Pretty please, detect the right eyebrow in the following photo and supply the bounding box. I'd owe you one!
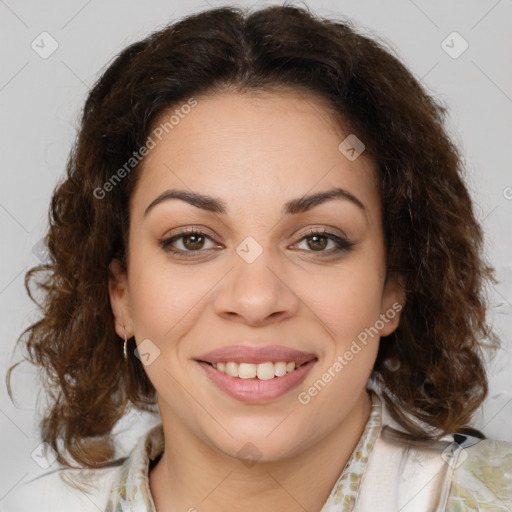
[144,190,227,217]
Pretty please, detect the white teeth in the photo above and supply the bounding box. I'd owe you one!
[225,361,239,377]
[238,363,257,379]
[256,361,275,380]
[274,361,287,377]
[211,361,301,379]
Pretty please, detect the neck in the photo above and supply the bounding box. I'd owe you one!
[149,391,372,512]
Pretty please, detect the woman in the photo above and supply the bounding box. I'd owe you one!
[6,4,512,511]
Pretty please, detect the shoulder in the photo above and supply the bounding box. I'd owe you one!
[1,464,121,512]
[363,389,512,511]
[447,437,512,511]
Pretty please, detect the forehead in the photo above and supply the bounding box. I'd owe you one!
[131,90,379,218]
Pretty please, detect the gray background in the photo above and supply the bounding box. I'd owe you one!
[1,0,511,502]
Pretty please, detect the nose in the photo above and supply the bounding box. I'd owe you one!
[212,245,300,326]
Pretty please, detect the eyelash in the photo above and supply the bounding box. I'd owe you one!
[159,227,355,258]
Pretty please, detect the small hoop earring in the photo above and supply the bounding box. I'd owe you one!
[123,327,128,363]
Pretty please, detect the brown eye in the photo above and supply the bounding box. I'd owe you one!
[182,233,205,250]
[306,234,329,251]
[160,229,221,256]
[294,230,355,255]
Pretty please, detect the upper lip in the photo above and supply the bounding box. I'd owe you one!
[197,345,317,365]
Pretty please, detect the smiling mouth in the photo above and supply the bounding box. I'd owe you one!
[199,360,315,380]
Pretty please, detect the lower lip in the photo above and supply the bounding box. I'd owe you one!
[198,360,316,403]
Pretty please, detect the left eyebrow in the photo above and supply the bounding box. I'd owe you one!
[282,187,366,215]
[143,186,365,218]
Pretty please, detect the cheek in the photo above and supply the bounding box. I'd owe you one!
[128,251,207,341]
[305,256,385,345]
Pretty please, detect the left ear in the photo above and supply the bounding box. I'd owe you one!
[108,258,134,339]
[379,273,406,336]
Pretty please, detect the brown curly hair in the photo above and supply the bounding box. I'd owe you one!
[7,4,497,469]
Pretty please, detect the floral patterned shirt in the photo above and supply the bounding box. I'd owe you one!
[5,391,511,511]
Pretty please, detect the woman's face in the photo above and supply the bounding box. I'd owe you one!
[109,90,404,462]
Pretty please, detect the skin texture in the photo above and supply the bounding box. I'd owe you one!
[109,90,404,512]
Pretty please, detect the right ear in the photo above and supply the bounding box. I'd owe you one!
[108,258,134,339]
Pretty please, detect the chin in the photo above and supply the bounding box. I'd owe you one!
[207,419,315,464]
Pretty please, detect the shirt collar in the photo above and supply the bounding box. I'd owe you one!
[106,421,164,511]
[320,391,382,511]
